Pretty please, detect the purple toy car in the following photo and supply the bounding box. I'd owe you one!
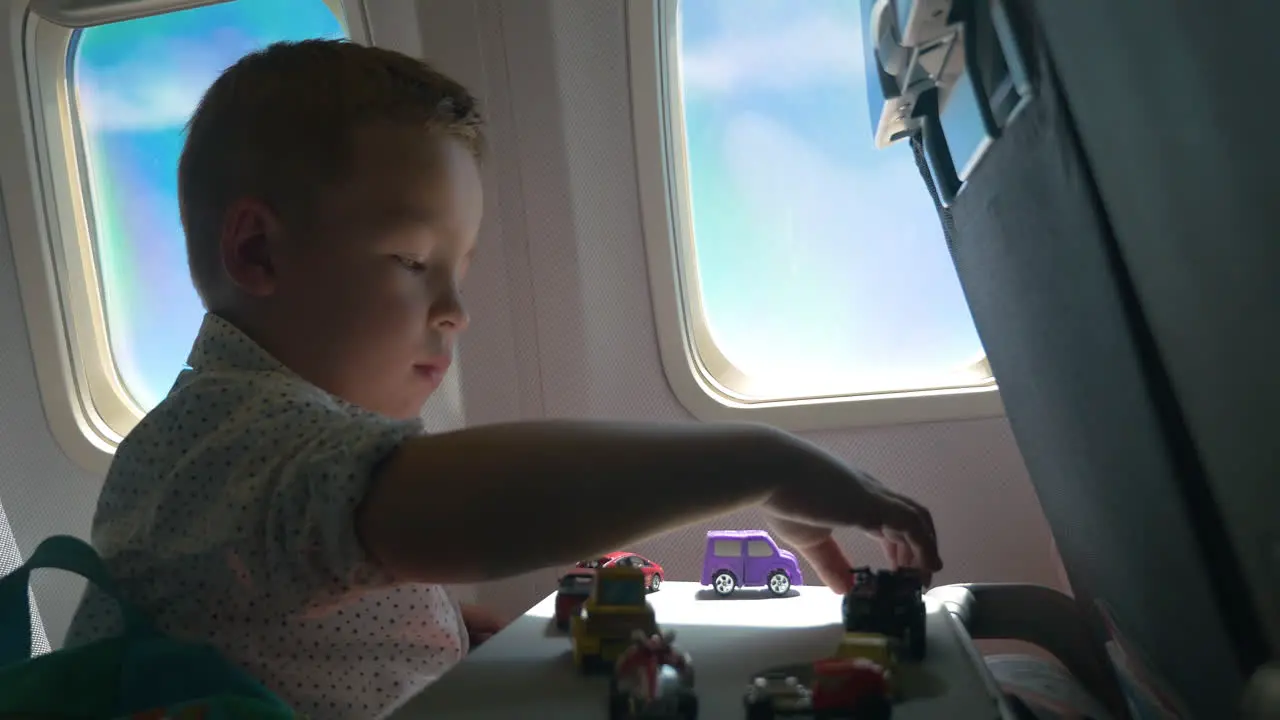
[701,530,803,597]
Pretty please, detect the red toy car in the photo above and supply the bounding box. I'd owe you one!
[555,571,595,631]
[577,552,665,592]
[743,657,892,719]
[557,553,663,630]
[810,657,892,717]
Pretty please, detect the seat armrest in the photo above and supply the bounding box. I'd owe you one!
[1242,662,1280,719]
[928,582,1126,717]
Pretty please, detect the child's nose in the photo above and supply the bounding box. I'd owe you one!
[435,311,469,333]
[429,293,468,332]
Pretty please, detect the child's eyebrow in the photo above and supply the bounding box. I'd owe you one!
[384,205,437,227]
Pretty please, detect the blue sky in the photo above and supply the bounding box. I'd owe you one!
[74,0,344,410]
[73,0,984,411]
[677,0,984,397]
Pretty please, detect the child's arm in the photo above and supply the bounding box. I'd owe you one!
[356,420,938,585]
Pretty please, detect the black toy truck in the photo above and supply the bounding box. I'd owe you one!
[841,566,927,661]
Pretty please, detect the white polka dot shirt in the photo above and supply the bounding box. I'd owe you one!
[65,313,469,719]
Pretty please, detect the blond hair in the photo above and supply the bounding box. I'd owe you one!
[178,39,484,309]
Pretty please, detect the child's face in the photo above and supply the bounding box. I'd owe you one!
[262,124,483,419]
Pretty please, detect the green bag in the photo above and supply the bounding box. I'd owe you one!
[0,535,302,719]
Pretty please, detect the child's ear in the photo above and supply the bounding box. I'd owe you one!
[219,197,280,297]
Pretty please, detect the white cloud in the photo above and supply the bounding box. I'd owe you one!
[723,114,909,239]
[75,34,251,132]
[77,71,207,132]
[680,9,864,94]
[708,111,976,384]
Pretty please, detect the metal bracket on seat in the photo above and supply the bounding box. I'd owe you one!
[862,0,1037,205]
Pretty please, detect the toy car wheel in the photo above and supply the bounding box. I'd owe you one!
[650,574,662,592]
[576,649,601,674]
[909,618,926,660]
[766,571,791,596]
[744,697,775,720]
[901,622,925,661]
[854,694,893,720]
[843,597,871,633]
[608,693,630,719]
[678,692,698,719]
[713,571,737,596]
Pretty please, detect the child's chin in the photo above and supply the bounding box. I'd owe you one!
[399,399,430,420]
[407,391,436,417]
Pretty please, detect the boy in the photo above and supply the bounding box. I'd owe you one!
[66,40,941,719]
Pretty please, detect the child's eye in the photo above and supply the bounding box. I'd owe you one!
[395,255,427,272]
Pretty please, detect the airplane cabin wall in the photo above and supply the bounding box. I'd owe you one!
[0,0,1063,646]
[0,196,99,649]
[409,0,1064,620]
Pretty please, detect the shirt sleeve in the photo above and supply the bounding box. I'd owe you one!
[258,393,423,612]
[161,373,424,617]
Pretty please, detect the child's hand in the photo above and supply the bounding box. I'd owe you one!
[765,464,942,594]
[459,603,508,648]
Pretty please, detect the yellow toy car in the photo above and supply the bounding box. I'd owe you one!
[570,565,658,672]
[834,632,899,695]
[835,632,894,666]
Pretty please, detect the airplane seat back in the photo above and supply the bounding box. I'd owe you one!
[872,0,1276,717]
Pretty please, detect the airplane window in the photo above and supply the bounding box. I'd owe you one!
[671,0,989,401]
[71,0,346,412]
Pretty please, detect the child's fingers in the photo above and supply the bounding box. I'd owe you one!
[898,495,941,569]
[797,535,855,594]
[880,497,943,573]
[880,532,935,585]
[878,533,906,570]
